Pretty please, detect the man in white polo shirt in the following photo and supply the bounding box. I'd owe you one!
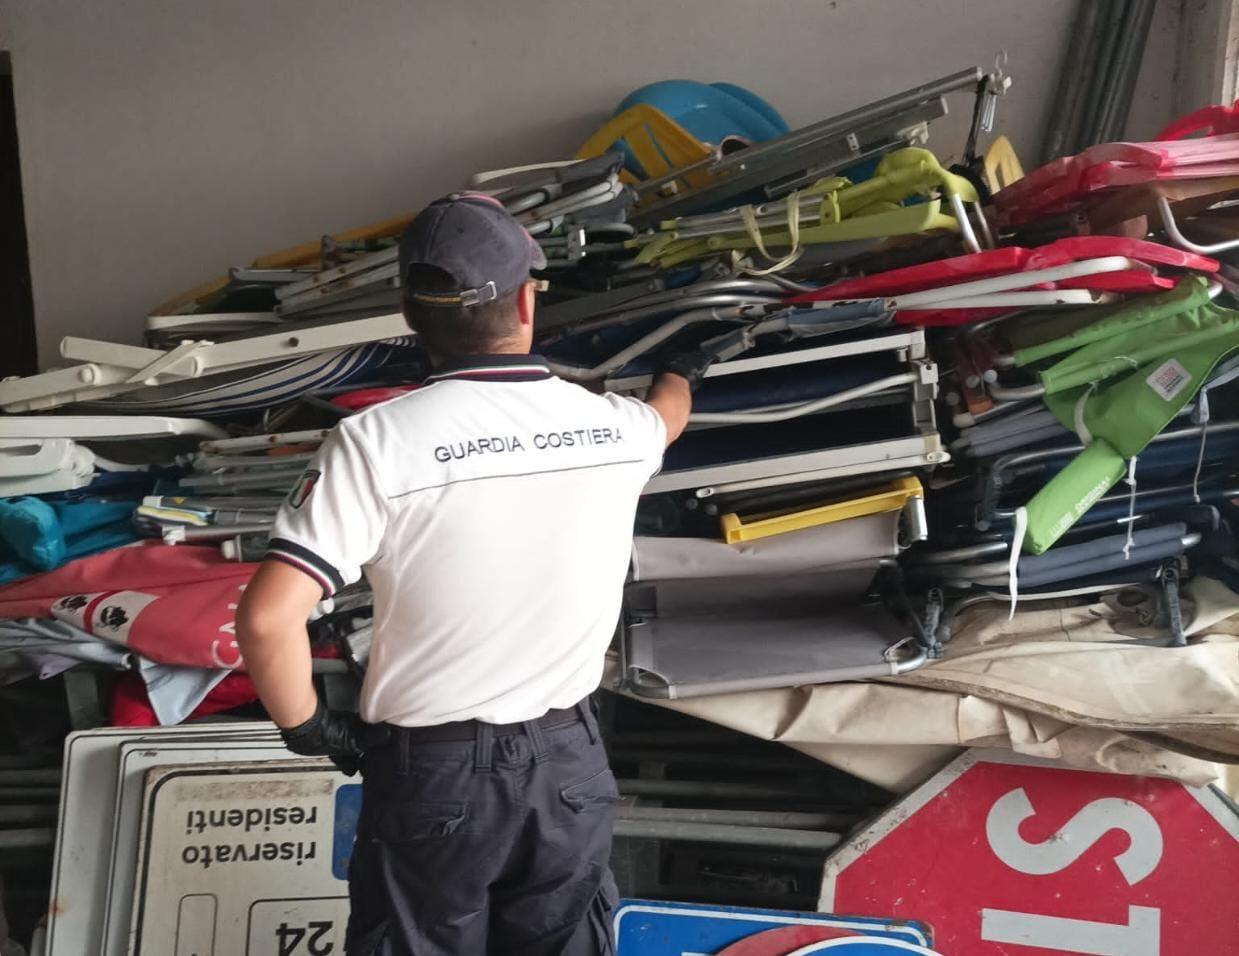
[236,193,713,955]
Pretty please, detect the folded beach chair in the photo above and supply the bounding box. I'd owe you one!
[576,105,720,202]
[971,421,1239,533]
[994,133,1239,225]
[636,329,943,497]
[0,439,99,498]
[929,522,1198,589]
[787,236,1219,325]
[620,65,1005,226]
[0,312,415,414]
[636,148,990,271]
[1005,277,1239,553]
[620,512,924,698]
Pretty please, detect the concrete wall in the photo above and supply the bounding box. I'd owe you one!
[0,0,1176,364]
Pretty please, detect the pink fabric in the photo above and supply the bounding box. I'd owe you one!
[994,134,1239,224]
[0,541,257,669]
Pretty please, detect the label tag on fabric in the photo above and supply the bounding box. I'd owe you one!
[1146,359,1191,402]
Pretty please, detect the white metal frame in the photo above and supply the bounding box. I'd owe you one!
[199,428,331,454]
[274,246,398,301]
[146,312,285,333]
[606,329,927,392]
[644,433,949,496]
[0,312,410,413]
[0,415,226,441]
[1157,194,1239,254]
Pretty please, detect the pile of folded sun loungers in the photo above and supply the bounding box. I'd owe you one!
[1,63,1237,728]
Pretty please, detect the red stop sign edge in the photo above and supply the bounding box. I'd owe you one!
[817,748,1239,912]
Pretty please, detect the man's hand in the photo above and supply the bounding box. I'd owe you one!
[644,348,718,446]
[281,698,366,775]
[654,349,716,392]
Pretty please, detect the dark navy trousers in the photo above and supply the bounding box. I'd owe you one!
[345,702,619,955]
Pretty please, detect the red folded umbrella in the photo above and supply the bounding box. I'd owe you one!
[0,541,258,670]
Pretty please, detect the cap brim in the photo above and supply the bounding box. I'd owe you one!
[528,237,547,272]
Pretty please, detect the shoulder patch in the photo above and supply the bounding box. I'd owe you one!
[288,469,321,509]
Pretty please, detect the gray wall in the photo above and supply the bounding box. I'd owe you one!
[0,0,1176,364]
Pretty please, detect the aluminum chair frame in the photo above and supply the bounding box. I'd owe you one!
[629,65,998,224]
[0,313,411,413]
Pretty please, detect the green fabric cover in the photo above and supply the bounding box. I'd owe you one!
[1017,277,1239,553]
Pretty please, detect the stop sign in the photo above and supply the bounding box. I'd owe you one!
[820,750,1239,955]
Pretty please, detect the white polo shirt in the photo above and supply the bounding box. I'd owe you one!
[267,354,665,726]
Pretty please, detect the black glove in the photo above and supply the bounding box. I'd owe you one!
[280,699,365,776]
[655,349,716,392]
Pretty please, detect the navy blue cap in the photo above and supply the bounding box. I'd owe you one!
[398,193,546,307]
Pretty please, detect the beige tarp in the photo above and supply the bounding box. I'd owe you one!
[617,578,1239,795]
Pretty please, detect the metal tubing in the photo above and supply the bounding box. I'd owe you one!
[965,533,1202,588]
[610,749,809,773]
[892,645,929,675]
[616,778,844,803]
[616,807,852,831]
[980,420,1239,522]
[165,524,271,543]
[632,98,953,224]
[0,805,57,824]
[916,540,1010,565]
[612,818,841,850]
[964,423,1072,459]
[177,469,303,490]
[1158,196,1239,254]
[1042,0,1107,162]
[710,68,984,175]
[275,247,398,301]
[0,828,55,849]
[987,382,1046,402]
[688,373,915,425]
[550,306,755,382]
[560,294,778,339]
[1076,0,1128,150]
[0,768,60,785]
[1099,0,1157,143]
[571,278,785,317]
[940,524,1188,581]
[934,579,1151,645]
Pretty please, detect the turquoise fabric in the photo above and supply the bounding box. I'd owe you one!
[0,497,138,583]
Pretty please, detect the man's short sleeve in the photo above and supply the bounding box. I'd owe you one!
[266,422,387,596]
[604,393,667,478]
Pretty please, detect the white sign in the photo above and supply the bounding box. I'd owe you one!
[129,763,358,955]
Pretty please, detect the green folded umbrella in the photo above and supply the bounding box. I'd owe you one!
[1011,276,1239,554]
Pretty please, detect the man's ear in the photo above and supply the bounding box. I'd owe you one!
[516,281,535,327]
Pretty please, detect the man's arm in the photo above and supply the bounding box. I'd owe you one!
[644,372,692,447]
[235,560,324,728]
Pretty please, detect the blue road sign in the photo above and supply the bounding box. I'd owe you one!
[332,783,363,880]
[613,899,933,954]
